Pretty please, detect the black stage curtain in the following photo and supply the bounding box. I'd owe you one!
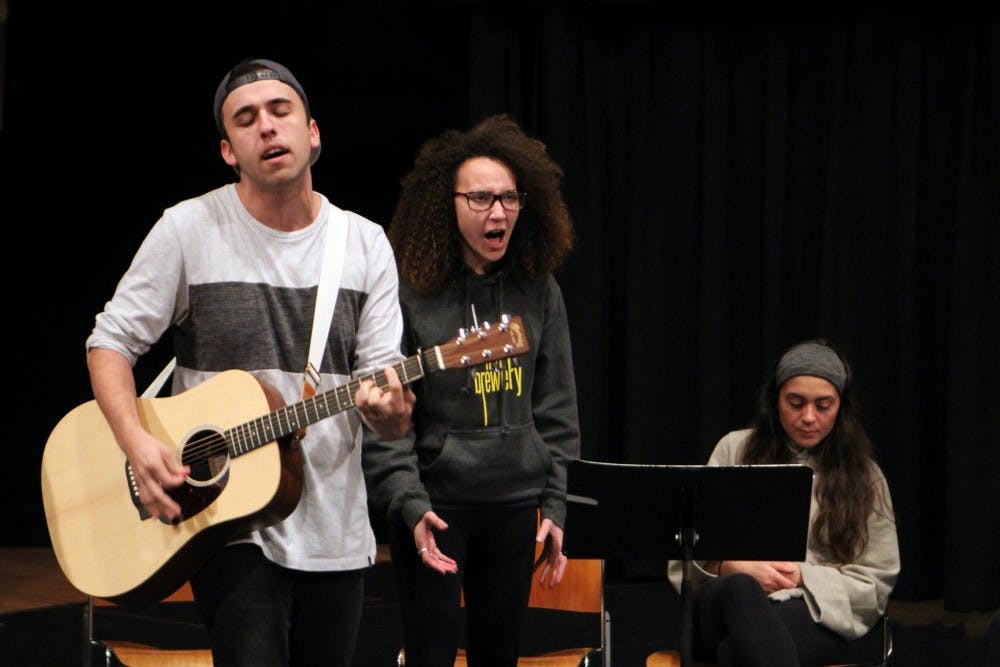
[3,2,996,614]
[463,5,999,611]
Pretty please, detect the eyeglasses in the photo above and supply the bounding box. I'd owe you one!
[454,190,527,212]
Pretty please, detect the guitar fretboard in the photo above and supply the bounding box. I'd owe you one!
[226,351,430,456]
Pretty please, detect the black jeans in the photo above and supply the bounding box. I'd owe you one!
[692,572,848,667]
[389,504,538,667]
[190,543,366,667]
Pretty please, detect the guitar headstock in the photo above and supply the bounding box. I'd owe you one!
[431,314,530,371]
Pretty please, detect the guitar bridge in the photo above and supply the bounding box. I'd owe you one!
[125,461,152,520]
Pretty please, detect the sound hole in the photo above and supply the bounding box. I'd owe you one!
[182,429,230,483]
[160,428,229,524]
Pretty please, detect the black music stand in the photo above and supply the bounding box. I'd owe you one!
[563,459,813,667]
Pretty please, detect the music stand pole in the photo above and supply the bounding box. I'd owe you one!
[676,526,697,667]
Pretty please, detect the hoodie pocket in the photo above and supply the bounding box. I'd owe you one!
[420,423,550,504]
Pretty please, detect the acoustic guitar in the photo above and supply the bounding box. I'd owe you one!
[41,315,529,605]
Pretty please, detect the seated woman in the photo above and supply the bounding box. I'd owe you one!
[668,339,900,667]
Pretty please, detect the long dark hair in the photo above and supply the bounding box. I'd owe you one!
[740,339,884,564]
[389,114,574,294]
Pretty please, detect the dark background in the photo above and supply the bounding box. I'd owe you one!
[2,0,997,617]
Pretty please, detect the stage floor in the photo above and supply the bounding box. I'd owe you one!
[0,547,993,666]
[0,547,86,614]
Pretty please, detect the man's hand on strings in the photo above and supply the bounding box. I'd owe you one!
[125,431,190,523]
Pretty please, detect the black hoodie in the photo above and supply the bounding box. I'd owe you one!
[363,265,581,531]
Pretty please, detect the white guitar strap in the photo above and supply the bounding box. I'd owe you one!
[140,205,350,408]
[141,356,176,399]
[303,204,349,400]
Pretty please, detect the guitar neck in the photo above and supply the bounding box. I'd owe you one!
[221,314,528,457]
[225,350,431,456]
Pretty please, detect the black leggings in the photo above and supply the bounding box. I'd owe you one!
[691,573,848,667]
[389,505,538,667]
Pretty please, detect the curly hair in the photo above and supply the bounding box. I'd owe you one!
[740,339,887,564]
[389,114,575,294]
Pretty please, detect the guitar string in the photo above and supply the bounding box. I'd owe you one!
[173,354,428,465]
[179,361,407,462]
[169,328,514,466]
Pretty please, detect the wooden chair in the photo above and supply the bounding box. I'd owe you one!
[645,612,892,667]
[86,582,213,666]
[398,543,609,667]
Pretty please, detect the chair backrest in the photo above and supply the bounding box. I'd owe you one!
[457,523,604,615]
[526,547,604,614]
[511,540,608,666]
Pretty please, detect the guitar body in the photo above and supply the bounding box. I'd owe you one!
[41,370,302,604]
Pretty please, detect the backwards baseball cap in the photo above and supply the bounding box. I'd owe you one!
[213,58,320,167]
[214,58,312,134]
